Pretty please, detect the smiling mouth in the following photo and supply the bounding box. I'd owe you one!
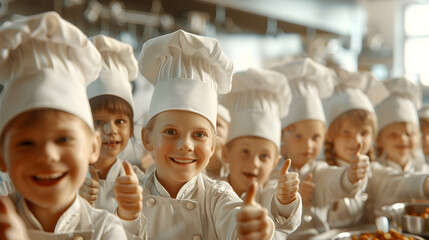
[32,172,67,186]
[170,157,196,164]
[242,172,257,178]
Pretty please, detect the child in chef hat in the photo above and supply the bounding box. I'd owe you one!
[79,35,144,221]
[205,103,231,179]
[323,69,429,228]
[273,58,369,239]
[0,12,126,239]
[121,30,275,240]
[418,105,429,162]
[375,77,429,172]
[221,67,302,238]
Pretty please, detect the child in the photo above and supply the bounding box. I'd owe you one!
[120,30,275,239]
[375,77,429,172]
[221,68,302,238]
[0,12,126,239]
[323,69,429,228]
[205,104,231,179]
[418,105,429,161]
[272,58,369,239]
[79,34,144,214]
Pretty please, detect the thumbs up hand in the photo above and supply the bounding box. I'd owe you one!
[0,196,29,240]
[237,182,274,240]
[299,173,315,207]
[115,161,143,220]
[276,159,300,205]
[347,144,370,184]
[79,165,100,205]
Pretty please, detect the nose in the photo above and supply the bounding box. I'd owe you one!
[37,142,60,163]
[353,134,363,145]
[400,133,409,143]
[304,138,314,149]
[103,121,117,135]
[177,135,194,152]
[250,155,261,168]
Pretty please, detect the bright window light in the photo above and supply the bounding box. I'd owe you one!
[405,4,429,36]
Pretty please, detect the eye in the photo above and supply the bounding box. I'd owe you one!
[241,148,250,155]
[17,140,34,147]
[295,134,302,139]
[94,120,104,126]
[193,131,207,138]
[115,119,126,125]
[361,130,369,137]
[312,134,321,141]
[163,129,177,135]
[260,153,270,162]
[57,136,71,143]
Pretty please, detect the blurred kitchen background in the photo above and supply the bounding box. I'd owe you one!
[1,0,428,103]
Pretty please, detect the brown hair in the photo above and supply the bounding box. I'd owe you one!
[89,95,134,136]
[325,109,377,166]
[420,118,429,129]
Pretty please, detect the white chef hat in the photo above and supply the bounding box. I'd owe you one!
[217,103,231,123]
[323,69,389,127]
[418,105,429,119]
[87,34,138,109]
[0,12,101,134]
[272,58,335,128]
[221,68,290,151]
[375,77,421,131]
[138,30,233,129]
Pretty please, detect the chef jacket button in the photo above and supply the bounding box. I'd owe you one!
[73,236,84,240]
[186,202,195,210]
[146,198,156,208]
[192,234,201,240]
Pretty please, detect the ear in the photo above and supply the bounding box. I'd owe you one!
[221,145,230,163]
[88,131,101,165]
[142,127,153,152]
[0,148,7,173]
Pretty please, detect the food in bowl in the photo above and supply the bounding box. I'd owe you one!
[352,229,416,240]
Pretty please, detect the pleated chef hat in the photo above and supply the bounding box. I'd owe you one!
[138,30,233,129]
[221,68,290,151]
[418,105,429,119]
[87,35,138,108]
[375,77,421,131]
[323,69,389,127]
[0,12,101,134]
[272,58,335,128]
[217,103,231,123]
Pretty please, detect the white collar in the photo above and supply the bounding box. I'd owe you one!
[379,155,413,172]
[335,158,350,167]
[17,194,88,233]
[105,158,125,181]
[153,171,198,199]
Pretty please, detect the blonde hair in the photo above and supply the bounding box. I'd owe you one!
[325,109,377,166]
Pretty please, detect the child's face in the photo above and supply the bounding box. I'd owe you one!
[331,118,373,162]
[143,110,215,186]
[93,109,131,160]
[282,120,325,169]
[0,110,99,211]
[225,136,279,196]
[216,116,229,145]
[421,124,429,157]
[377,122,417,162]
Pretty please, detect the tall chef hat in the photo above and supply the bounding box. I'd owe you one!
[138,30,233,129]
[87,34,138,109]
[0,11,101,134]
[272,58,335,128]
[323,69,389,127]
[221,68,290,151]
[375,77,421,131]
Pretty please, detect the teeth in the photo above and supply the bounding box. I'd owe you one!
[172,158,194,164]
[34,173,64,180]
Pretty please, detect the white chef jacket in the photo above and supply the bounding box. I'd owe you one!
[16,194,127,240]
[327,159,429,228]
[376,154,429,173]
[288,160,366,240]
[120,169,274,240]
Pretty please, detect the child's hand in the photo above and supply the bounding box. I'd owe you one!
[299,173,315,207]
[347,144,370,184]
[78,166,100,205]
[115,161,143,220]
[237,182,274,240]
[276,159,300,205]
[0,196,29,240]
